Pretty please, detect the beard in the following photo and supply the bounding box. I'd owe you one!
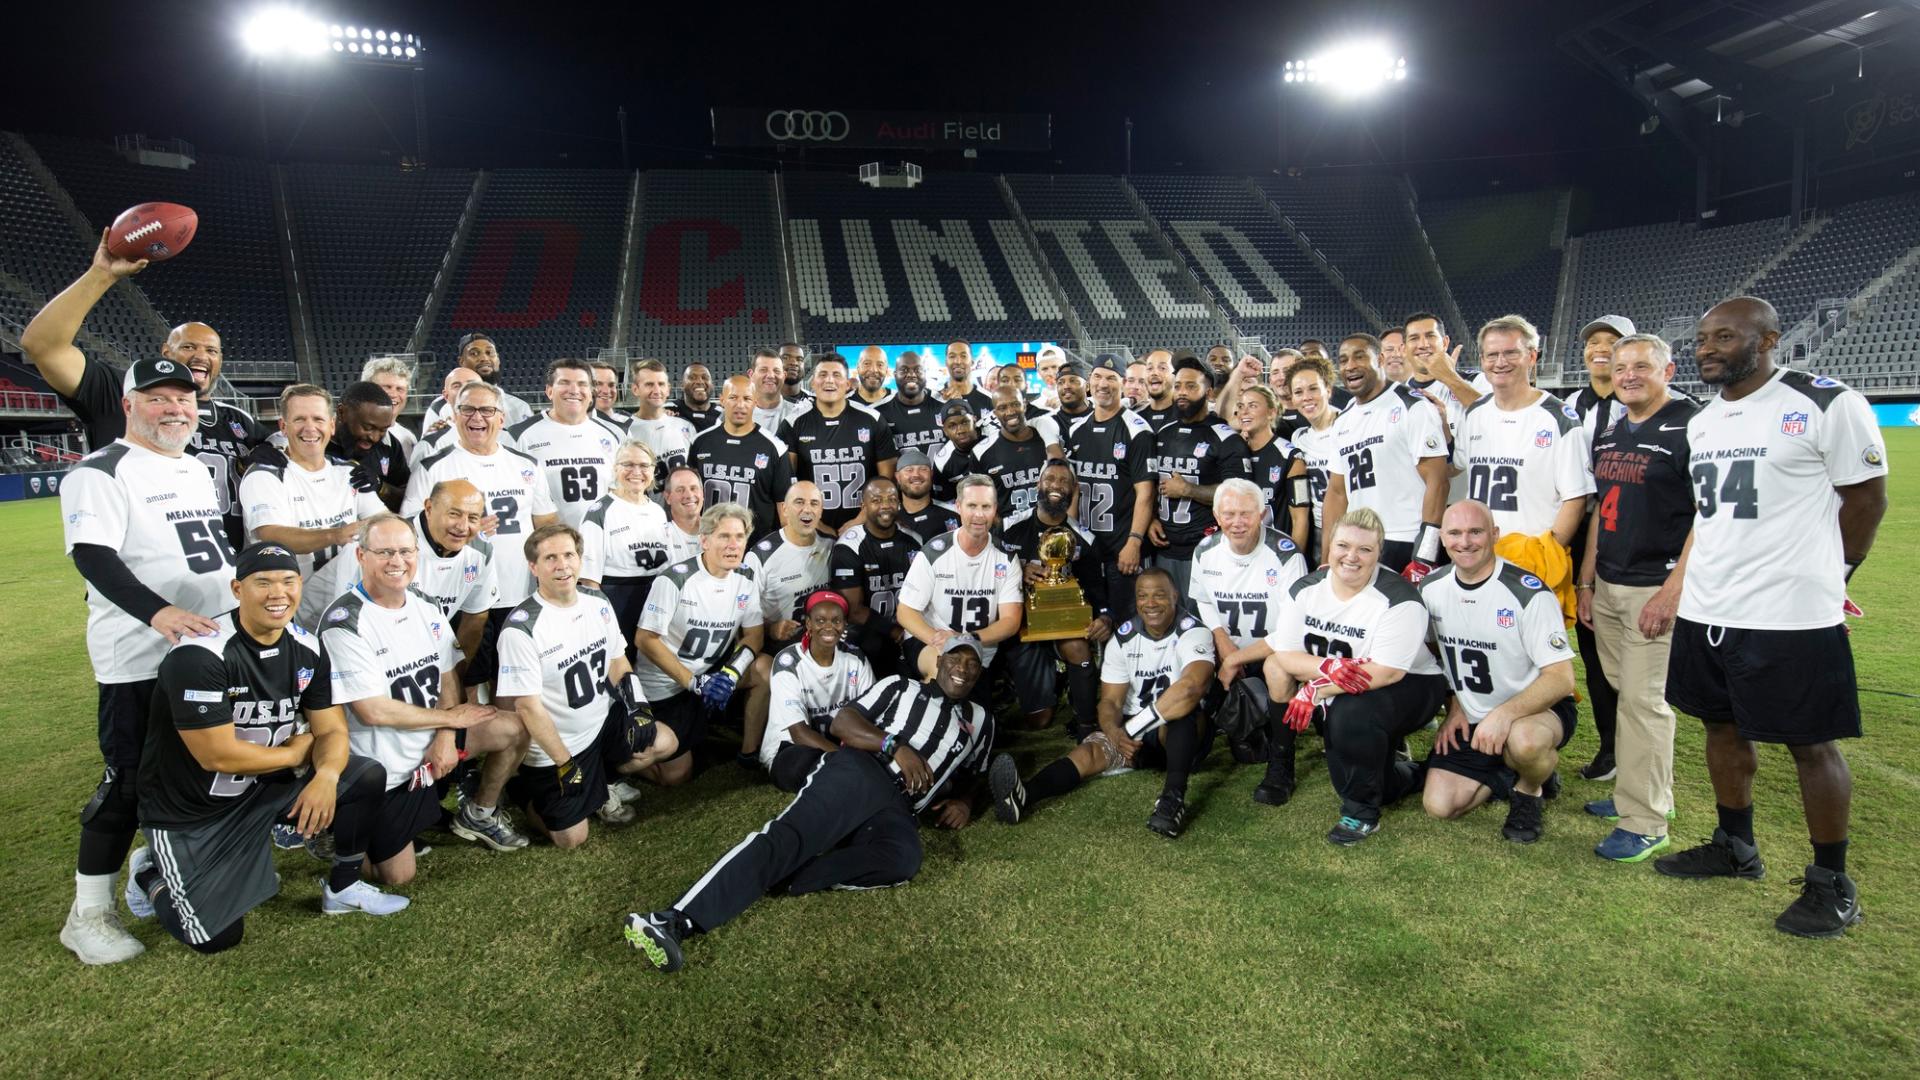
[1700,344,1761,386]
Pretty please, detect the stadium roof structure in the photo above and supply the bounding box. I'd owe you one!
[1559,0,1920,215]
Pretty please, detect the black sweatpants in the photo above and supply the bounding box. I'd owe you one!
[1321,673,1449,822]
[1575,618,1618,756]
[674,750,922,933]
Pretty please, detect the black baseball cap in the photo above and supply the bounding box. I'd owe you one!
[123,357,198,394]
[236,542,301,579]
[941,399,976,422]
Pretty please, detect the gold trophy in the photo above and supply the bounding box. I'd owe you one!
[1020,527,1094,642]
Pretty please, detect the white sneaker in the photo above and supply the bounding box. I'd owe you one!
[608,780,643,805]
[596,793,638,825]
[60,903,145,964]
[320,879,411,916]
[124,848,155,919]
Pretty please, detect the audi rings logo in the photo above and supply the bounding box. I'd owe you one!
[766,110,849,142]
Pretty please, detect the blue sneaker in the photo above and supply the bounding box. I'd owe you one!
[1596,828,1671,863]
[271,823,305,850]
[1584,798,1675,823]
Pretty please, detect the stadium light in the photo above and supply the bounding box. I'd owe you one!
[1284,41,1406,97]
[241,8,424,65]
[241,7,330,58]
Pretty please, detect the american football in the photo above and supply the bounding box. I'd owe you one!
[105,201,197,262]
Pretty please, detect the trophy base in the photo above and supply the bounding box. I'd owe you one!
[1021,588,1094,643]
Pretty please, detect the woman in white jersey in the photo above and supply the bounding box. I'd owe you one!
[1286,356,1342,564]
[580,439,668,662]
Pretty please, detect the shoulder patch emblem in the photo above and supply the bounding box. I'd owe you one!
[509,609,530,623]
[1560,402,1580,422]
[1864,445,1884,467]
[1520,573,1544,590]
[1549,631,1569,651]
[327,607,350,623]
[1812,375,1840,388]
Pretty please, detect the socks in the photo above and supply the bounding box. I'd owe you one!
[1812,839,1848,875]
[468,802,497,820]
[1066,662,1098,732]
[1024,758,1082,803]
[1717,803,1755,846]
[328,856,367,894]
[74,871,115,912]
[1161,717,1197,800]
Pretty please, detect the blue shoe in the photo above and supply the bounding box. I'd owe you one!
[271,823,305,850]
[1596,828,1672,863]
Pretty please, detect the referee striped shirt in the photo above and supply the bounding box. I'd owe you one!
[848,676,996,812]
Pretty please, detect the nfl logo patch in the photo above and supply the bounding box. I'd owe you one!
[1113,443,1126,460]
[737,592,751,611]
[521,468,535,483]
[463,563,479,583]
[296,667,314,691]
[1269,465,1282,483]
[1535,429,1554,448]
[1266,568,1279,585]
[754,453,770,468]
[1496,608,1516,629]
[230,421,247,438]
[1781,411,1808,437]
[1195,443,1209,457]
[1388,406,1402,424]
[428,621,442,641]
[857,428,870,443]
[379,457,390,476]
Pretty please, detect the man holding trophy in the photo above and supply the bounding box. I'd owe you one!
[997,459,1110,736]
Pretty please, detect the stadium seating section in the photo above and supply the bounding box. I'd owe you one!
[2,132,1915,400]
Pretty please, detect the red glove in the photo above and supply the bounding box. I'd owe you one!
[1401,559,1436,584]
[1283,678,1331,732]
[1843,595,1864,619]
[407,762,436,791]
[1318,656,1373,694]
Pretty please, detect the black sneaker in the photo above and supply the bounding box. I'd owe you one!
[1326,815,1379,847]
[988,754,1028,824]
[1542,771,1563,800]
[623,910,686,972]
[1502,792,1545,844]
[1252,747,1295,806]
[1147,793,1189,839]
[1654,828,1767,880]
[1774,866,1862,939]
[1578,751,1617,782]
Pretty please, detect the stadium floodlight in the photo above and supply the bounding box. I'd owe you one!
[1283,41,1406,97]
[241,7,330,58]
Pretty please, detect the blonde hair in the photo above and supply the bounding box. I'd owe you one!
[1334,506,1386,549]
[1477,314,1541,353]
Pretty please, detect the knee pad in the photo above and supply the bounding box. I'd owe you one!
[78,767,139,833]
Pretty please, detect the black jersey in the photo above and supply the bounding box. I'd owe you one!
[1140,401,1184,432]
[874,393,947,458]
[927,438,979,503]
[689,423,793,542]
[830,522,925,623]
[669,398,721,433]
[1217,432,1299,521]
[971,428,1052,517]
[901,499,961,541]
[331,430,410,505]
[56,357,130,451]
[1064,407,1157,557]
[1591,397,1699,587]
[1274,411,1306,442]
[1147,416,1236,557]
[940,387,996,424]
[779,401,897,529]
[997,509,1109,616]
[139,612,332,828]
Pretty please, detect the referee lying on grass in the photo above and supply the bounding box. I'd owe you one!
[623,635,995,972]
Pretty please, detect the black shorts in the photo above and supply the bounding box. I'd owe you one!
[368,780,448,864]
[1101,561,1139,626]
[463,607,512,686]
[1131,712,1218,771]
[1426,697,1578,793]
[852,618,903,680]
[600,575,653,664]
[142,776,299,946]
[97,679,156,774]
[999,640,1064,715]
[517,745,609,833]
[652,690,706,762]
[1666,618,1861,745]
[1378,540,1414,575]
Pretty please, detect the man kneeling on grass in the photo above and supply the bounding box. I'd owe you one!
[986,569,1216,838]
[1419,500,1578,842]
[623,636,995,973]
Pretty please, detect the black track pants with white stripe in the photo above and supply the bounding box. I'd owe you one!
[675,750,922,933]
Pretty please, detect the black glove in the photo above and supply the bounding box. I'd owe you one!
[346,452,383,494]
[246,441,289,471]
[555,758,585,793]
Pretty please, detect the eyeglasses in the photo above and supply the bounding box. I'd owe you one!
[365,546,418,560]
[455,405,502,418]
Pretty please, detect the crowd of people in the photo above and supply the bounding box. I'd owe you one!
[21,231,1888,973]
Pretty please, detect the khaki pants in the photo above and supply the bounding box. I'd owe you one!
[1592,579,1675,836]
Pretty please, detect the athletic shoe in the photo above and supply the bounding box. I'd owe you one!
[1253,746,1296,806]
[1654,828,1766,880]
[988,754,1027,824]
[1326,816,1379,847]
[271,823,305,850]
[124,847,155,919]
[596,792,638,825]
[303,829,336,862]
[321,878,411,916]
[735,751,758,771]
[1584,798,1675,823]
[1595,828,1670,863]
[624,910,686,972]
[1578,751,1617,782]
[1502,792,1545,843]
[412,841,432,858]
[1542,771,1562,800]
[608,780,644,805]
[450,803,531,852]
[60,903,145,965]
[1147,793,1189,839]
[1774,866,1862,939]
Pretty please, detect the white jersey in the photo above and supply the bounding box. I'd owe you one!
[1420,559,1574,723]
[1326,384,1449,542]
[409,423,456,468]
[1100,613,1216,713]
[298,514,497,630]
[1290,416,1340,530]
[320,586,459,791]
[742,529,834,626]
[761,641,875,769]
[628,413,697,470]
[238,456,384,578]
[663,520,704,567]
[899,530,1024,664]
[1680,368,1888,630]
[62,441,237,683]
[423,388,534,431]
[402,442,555,607]
[752,398,808,433]
[634,557,763,700]
[505,411,624,528]
[1453,390,1593,537]
[1189,528,1310,650]
[1267,566,1442,676]
[495,588,626,767]
[580,494,671,582]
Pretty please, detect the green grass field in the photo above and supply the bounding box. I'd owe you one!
[2,431,1915,1079]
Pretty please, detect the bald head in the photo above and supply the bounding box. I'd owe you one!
[781,480,823,534]
[424,478,486,551]
[1440,499,1497,577]
[1696,295,1780,387]
[161,321,222,397]
[1706,296,1781,335]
